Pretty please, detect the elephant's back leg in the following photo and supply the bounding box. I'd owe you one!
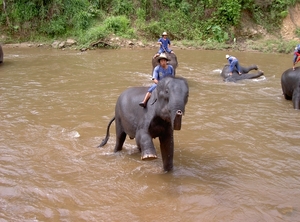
[240,65,258,73]
[114,118,127,152]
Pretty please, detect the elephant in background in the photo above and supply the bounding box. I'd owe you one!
[0,45,3,63]
[281,67,300,109]
[98,76,189,172]
[221,64,264,82]
[152,52,178,75]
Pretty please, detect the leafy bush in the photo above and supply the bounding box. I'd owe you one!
[1,0,300,47]
[139,21,161,39]
[77,25,108,45]
[102,15,135,38]
[214,0,241,26]
[40,17,66,37]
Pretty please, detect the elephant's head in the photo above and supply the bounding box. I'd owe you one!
[154,76,189,130]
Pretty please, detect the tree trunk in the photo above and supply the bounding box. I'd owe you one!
[3,0,11,26]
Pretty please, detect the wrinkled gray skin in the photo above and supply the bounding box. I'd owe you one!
[221,64,264,82]
[152,52,178,75]
[99,76,189,171]
[0,45,3,63]
[281,67,300,109]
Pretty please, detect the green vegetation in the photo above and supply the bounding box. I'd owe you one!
[0,0,300,52]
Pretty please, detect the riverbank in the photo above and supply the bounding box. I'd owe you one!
[1,2,300,55]
[1,36,298,55]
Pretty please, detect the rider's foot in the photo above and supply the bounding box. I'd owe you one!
[139,102,146,108]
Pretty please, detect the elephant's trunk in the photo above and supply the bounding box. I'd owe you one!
[173,110,182,130]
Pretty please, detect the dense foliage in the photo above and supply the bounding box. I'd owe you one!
[0,0,300,45]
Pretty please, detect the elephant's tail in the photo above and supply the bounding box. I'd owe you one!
[98,117,115,147]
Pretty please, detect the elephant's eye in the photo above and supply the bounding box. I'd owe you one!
[165,88,169,94]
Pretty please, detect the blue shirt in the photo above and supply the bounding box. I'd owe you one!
[158,37,171,52]
[227,56,241,72]
[228,56,237,64]
[152,65,174,80]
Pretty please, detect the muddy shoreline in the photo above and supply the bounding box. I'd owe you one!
[0,37,297,54]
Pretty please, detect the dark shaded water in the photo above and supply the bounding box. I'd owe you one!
[0,47,299,221]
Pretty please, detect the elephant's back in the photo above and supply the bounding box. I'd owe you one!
[281,68,300,97]
[220,65,230,77]
[281,68,300,85]
[115,87,150,138]
[117,87,148,110]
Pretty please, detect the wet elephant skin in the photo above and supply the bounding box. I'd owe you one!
[221,64,264,82]
[99,76,189,172]
[281,67,300,109]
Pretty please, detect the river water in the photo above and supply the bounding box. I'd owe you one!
[0,46,299,221]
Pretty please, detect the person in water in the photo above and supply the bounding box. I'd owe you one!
[293,44,300,70]
[139,53,174,108]
[226,54,242,75]
[153,32,174,59]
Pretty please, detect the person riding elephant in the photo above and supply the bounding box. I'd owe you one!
[292,44,300,70]
[226,54,242,75]
[98,76,189,171]
[153,32,174,59]
[140,53,174,108]
[220,63,264,82]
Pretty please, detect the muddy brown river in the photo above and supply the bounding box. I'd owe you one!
[0,46,299,221]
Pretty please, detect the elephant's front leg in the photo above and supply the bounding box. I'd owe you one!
[159,128,174,172]
[136,130,157,160]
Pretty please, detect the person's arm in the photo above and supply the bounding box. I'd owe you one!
[170,65,174,76]
[152,66,159,81]
[157,38,162,45]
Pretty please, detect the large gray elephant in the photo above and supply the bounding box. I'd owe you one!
[0,45,3,63]
[152,52,178,75]
[281,67,300,109]
[98,76,189,171]
[221,64,264,82]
